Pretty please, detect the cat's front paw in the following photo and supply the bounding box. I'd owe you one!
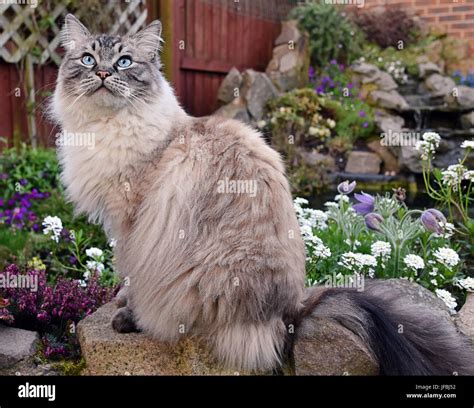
[111,306,139,333]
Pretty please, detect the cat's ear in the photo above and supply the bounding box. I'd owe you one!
[130,20,164,61]
[60,14,91,51]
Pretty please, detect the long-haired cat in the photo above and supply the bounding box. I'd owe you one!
[52,15,474,374]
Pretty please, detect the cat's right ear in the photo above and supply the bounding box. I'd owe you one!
[60,14,91,52]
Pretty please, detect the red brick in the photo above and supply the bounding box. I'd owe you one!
[451,22,474,28]
[439,14,463,20]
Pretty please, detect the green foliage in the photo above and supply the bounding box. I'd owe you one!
[0,144,61,198]
[289,3,365,68]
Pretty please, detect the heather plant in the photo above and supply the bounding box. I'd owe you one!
[296,181,471,312]
[0,263,116,358]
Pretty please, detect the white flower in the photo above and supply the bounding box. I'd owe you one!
[435,289,457,311]
[403,254,425,271]
[457,277,474,292]
[42,216,63,243]
[313,243,332,259]
[441,164,466,190]
[86,247,103,259]
[308,126,319,136]
[433,247,460,269]
[324,201,338,208]
[435,222,455,239]
[257,120,266,129]
[109,238,117,248]
[338,252,377,277]
[416,132,441,160]
[461,140,474,149]
[327,119,336,129]
[430,279,438,286]
[334,194,350,203]
[463,170,474,182]
[306,208,328,230]
[371,241,391,259]
[86,260,104,274]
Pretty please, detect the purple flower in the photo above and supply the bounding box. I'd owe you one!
[0,173,8,180]
[421,209,447,234]
[337,180,357,195]
[365,213,384,231]
[358,111,366,118]
[308,66,316,81]
[0,199,3,207]
[19,179,28,186]
[363,122,369,128]
[347,83,354,89]
[330,59,337,65]
[339,64,345,71]
[316,85,325,94]
[353,192,375,215]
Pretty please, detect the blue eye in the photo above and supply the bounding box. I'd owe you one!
[82,54,95,66]
[117,56,132,68]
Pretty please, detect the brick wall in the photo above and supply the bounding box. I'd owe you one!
[360,0,474,70]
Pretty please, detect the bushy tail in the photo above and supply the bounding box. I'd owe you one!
[295,283,474,375]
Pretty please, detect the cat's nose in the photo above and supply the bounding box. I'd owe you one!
[96,70,111,80]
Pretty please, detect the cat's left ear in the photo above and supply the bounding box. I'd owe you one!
[130,20,163,61]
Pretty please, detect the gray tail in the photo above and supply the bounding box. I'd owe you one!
[295,284,474,375]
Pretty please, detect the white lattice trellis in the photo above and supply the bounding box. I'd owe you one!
[0,0,148,66]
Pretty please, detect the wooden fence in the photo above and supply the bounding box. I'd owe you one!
[0,0,295,147]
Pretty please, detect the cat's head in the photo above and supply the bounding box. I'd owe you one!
[56,14,163,110]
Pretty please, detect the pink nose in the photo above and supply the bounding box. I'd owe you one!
[96,70,111,80]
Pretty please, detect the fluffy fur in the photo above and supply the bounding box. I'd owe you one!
[52,15,474,374]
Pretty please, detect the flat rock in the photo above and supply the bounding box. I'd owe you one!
[241,69,278,121]
[457,293,474,341]
[294,287,379,376]
[213,97,250,124]
[0,325,39,368]
[345,151,381,174]
[425,74,456,98]
[275,20,301,45]
[445,85,474,109]
[367,139,400,173]
[461,111,474,129]
[77,302,238,375]
[418,62,442,78]
[217,67,242,104]
[370,90,409,111]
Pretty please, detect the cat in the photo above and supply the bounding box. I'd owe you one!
[52,14,474,374]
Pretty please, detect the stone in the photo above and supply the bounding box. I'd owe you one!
[457,293,474,341]
[445,86,474,110]
[275,20,301,46]
[241,69,278,121]
[367,139,400,173]
[299,150,337,171]
[345,151,381,174]
[461,111,474,129]
[352,62,379,77]
[399,145,423,173]
[365,279,452,322]
[375,112,405,135]
[424,74,456,99]
[293,279,457,376]
[213,97,250,124]
[418,62,442,79]
[363,71,397,92]
[266,26,309,92]
[370,90,409,111]
[77,302,239,375]
[217,67,243,104]
[0,325,39,368]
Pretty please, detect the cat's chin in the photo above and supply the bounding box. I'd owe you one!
[88,89,128,110]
